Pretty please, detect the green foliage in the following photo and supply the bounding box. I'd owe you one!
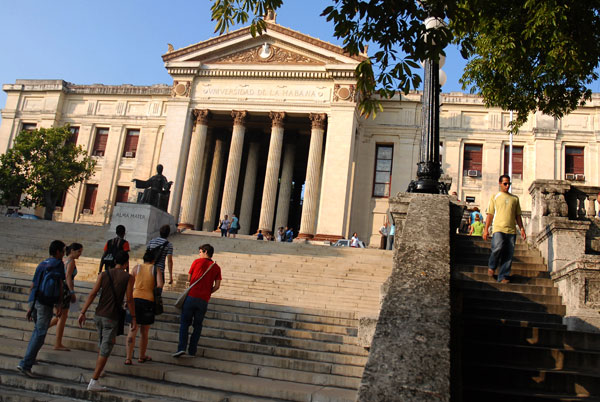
[0,125,96,219]
[210,0,600,130]
[451,0,600,132]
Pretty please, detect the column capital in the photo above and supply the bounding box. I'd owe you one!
[193,109,210,125]
[309,113,327,130]
[232,110,248,126]
[269,111,286,128]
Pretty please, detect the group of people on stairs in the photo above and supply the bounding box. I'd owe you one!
[16,223,222,393]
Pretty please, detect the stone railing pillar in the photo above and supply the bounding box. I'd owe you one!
[219,110,247,219]
[258,112,286,235]
[179,109,209,229]
[298,113,326,239]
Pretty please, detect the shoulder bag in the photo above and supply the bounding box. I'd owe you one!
[152,265,164,315]
[174,262,215,310]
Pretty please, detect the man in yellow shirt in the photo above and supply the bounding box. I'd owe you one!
[483,175,527,283]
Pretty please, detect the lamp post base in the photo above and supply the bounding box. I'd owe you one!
[407,178,449,194]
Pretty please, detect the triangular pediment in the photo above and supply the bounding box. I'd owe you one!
[205,44,327,66]
[162,22,365,68]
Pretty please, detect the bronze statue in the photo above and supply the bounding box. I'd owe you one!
[132,164,173,212]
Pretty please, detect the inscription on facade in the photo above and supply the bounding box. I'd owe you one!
[197,84,329,102]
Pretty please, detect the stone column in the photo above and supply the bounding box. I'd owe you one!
[239,142,260,235]
[298,113,326,239]
[179,110,209,229]
[219,110,247,219]
[202,139,225,231]
[275,143,296,230]
[258,112,286,235]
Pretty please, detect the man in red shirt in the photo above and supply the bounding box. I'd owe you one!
[173,244,221,357]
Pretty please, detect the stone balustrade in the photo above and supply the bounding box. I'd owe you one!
[529,179,600,332]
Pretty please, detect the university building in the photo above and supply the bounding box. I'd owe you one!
[1,16,599,246]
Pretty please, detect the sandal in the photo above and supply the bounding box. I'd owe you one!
[138,356,152,363]
[124,359,133,365]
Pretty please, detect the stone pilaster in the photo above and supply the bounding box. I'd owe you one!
[239,142,260,235]
[179,109,210,229]
[298,113,326,239]
[258,112,286,235]
[202,138,225,231]
[275,143,295,231]
[219,110,247,219]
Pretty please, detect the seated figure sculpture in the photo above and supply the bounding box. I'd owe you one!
[132,164,173,212]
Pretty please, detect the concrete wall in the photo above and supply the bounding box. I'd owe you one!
[358,193,452,401]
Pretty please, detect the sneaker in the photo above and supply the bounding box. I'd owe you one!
[172,350,185,358]
[16,365,36,378]
[87,379,107,392]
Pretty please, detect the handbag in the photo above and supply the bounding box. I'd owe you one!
[106,269,126,336]
[153,266,164,315]
[175,262,215,310]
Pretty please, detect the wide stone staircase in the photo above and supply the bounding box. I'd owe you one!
[453,235,600,401]
[0,216,392,401]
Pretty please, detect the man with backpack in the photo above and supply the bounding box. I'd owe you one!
[17,240,66,377]
[99,225,130,274]
[147,224,173,288]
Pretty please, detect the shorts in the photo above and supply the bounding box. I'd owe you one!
[94,315,118,357]
[228,228,238,234]
[135,298,155,325]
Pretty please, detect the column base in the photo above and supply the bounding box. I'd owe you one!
[178,223,195,230]
[296,233,314,240]
[312,234,344,242]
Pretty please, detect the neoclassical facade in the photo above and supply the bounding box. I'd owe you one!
[2,18,600,246]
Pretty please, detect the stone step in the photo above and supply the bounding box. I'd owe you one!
[463,387,600,402]
[462,296,566,315]
[457,254,545,265]
[453,278,560,296]
[462,315,566,331]
[0,273,362,324]
[0,338,357,401]
[463,341,600,373]
[465,363,600,396]
[455,264,551,277]
[458,287,563,306]
[463,321,600,352]
[0,369,186,402]
[455,271,555,287]
[462,305,564,325]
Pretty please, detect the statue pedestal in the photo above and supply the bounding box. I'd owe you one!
[109,203,176,247]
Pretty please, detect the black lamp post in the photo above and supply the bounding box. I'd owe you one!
[407,16,447,194]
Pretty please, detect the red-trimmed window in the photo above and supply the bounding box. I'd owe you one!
[565,147,584,179]
[93,128,109,157]
[82,184,98,214]
[122,129,139,158]
[373,145,393,197]
[504,145,523,178]
[67,126,79,146]
[115,186,129,205]
[463,144,482,177]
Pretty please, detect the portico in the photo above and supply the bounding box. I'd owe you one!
[159,19,362,239]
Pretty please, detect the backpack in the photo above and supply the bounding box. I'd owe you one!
[36,259,63,306]
[100,237,124,272]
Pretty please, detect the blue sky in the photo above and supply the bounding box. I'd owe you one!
[2,0,599,121]
[0,0,472,117]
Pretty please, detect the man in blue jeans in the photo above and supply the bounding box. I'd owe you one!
[18,240,66,377]
[173,244,221,357]
[483,175,527,283]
